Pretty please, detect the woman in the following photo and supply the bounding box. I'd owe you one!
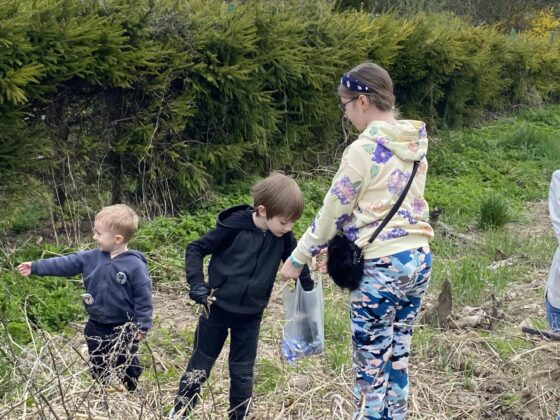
[281,62,433,420]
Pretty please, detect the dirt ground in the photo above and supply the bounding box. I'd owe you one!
[1,201,559,419]
[149,200,560,419]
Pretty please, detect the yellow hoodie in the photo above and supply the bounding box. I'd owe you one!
[292,119,434,264]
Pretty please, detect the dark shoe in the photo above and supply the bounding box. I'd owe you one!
[123,375,138,392]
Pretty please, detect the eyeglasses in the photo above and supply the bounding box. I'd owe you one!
[339,97,358,113]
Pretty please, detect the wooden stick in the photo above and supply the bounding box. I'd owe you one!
[521,326,560,341]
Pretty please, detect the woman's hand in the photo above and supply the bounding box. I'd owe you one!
[312,248,329,274]
[280,258,303,280]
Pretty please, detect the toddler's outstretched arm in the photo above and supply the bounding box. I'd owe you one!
[18,262,32,277]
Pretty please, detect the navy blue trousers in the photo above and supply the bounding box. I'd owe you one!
[84,320,142,391]
[174,305,263,419]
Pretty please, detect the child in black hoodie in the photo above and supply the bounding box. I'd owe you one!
[170,173,314,419]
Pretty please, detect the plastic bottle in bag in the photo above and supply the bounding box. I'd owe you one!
[281,276,324,363]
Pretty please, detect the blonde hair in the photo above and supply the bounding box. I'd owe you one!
[338,62,395,112]
[95,204,139,242]
[251,172,304,221]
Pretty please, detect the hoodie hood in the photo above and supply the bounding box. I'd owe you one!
[120,250,148,264]
[217,204,259,230]
[362,120,428,162]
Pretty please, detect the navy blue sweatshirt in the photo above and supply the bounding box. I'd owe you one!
[186,204,314,314]
[32,249,153,331]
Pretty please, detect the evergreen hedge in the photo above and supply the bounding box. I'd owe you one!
[1,0,560,212]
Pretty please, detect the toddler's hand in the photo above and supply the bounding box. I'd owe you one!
[135,331,146,342]
[18,262,32,277]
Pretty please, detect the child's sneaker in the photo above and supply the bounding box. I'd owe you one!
[168,407,186,420]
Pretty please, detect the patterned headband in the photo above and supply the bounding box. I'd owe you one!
[340,73,371,93]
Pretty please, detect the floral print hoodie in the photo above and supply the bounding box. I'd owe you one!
[292,119,434,264]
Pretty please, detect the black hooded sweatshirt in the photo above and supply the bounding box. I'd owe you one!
[185,204,314,314]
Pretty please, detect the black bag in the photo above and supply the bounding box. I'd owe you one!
[326,234,364,290]
[327,161,420,291]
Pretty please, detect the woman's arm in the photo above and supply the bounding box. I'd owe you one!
[282,146,368,280]
[550,170,560,244]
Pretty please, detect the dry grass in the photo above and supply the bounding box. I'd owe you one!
[2,278,559,419]
[1,202,560,419]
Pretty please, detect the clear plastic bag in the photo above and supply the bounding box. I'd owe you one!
[281,275,324,363]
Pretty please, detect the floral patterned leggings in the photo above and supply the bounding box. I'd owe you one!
[349,247,432,420]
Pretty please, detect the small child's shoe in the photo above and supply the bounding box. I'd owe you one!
[168,407,186,420]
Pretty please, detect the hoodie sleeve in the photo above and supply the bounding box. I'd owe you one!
[31,252,85,277]
[131,261,153,332]
[291,144,367,265]
[550,170,560,244]
[185,226,238,288]
[283,232,314,291]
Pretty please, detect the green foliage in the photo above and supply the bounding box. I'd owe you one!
[501,123,560,171]
[0,241,85,345]
[0,180,52,235]
[430,255,512,305]
[0,268,84,344]
[481,332,532,359]
[2,0,560,213]
[478,195,512,229]
[0,109,49,185]
[427,107,560,227]
[337,0,558,31]
[323,288,351,370]
[254,359,282,394]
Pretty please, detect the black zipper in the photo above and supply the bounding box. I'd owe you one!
[239,230,266,308]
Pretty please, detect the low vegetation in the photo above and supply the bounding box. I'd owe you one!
[1,106,560,417]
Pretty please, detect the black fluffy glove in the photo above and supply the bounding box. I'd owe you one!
[189,283,210,305]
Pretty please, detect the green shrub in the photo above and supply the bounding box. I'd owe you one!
[2,0,560,211]
[504,123,546,153]
[478,195,512,229]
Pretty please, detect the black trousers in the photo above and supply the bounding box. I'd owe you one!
[174,305,263,419]
[84,320,142,391]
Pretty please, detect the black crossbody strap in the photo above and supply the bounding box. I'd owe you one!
[367,160,420,244]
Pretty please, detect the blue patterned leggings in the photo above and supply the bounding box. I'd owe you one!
[350,247,432,420]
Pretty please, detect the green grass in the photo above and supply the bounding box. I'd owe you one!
[478,195,512,229]
[411,325,439,355]
[426,107,559,227]
[0,269,84,344]
[530,316,548,331]
[254,358,283,394]
[3,104,560,349]
[501,393,521,409]
[480,331,533,359]
[323,289,351,371]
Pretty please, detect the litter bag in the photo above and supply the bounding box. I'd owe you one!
[281,276,324,363]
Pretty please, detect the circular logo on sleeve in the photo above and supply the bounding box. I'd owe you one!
[116,272,128,285]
